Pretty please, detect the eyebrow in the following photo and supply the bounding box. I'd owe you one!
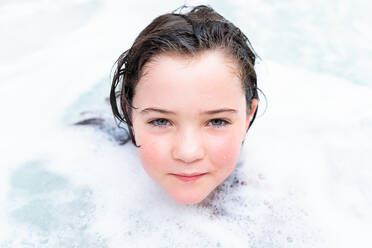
[140,107,237,115]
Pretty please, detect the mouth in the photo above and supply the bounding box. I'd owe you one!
[169,172,207,183]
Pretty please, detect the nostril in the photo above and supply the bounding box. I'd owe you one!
[172,146,204,163]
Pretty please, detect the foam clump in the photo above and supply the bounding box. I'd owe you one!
[1,0,372,246]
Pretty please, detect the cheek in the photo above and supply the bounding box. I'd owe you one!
[136,134,169,173]
[207,131,243,171]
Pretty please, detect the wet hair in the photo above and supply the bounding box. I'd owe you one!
[110,5,259,146]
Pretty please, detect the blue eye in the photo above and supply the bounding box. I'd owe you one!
[208,119,229,127]
[148,118,229,128]
[149,118,170,127]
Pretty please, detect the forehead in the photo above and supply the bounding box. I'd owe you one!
[133,50,245,110]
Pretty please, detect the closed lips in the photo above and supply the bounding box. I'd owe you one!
[171,173,207,177]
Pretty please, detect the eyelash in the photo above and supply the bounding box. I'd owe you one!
[148,118,230,128]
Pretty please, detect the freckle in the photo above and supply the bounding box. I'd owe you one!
[240,181,247,185]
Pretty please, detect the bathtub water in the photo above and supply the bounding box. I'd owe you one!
[1,0,371,247]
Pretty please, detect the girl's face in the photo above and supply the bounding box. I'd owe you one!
[131,49,257,204]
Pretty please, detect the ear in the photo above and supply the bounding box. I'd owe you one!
[245,98,258,133]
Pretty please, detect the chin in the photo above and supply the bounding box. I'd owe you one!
[169,190,210,205]
[174,197,203,205]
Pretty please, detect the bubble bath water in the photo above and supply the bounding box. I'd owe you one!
[1,0,371,247]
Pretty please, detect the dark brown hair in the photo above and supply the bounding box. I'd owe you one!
[110,5,259,146]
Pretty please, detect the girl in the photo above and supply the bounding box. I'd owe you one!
[110,5,259,204]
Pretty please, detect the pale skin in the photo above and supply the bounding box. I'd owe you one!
[131,49,258,204]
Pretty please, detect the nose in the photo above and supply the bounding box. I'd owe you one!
[171,127,205,164]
